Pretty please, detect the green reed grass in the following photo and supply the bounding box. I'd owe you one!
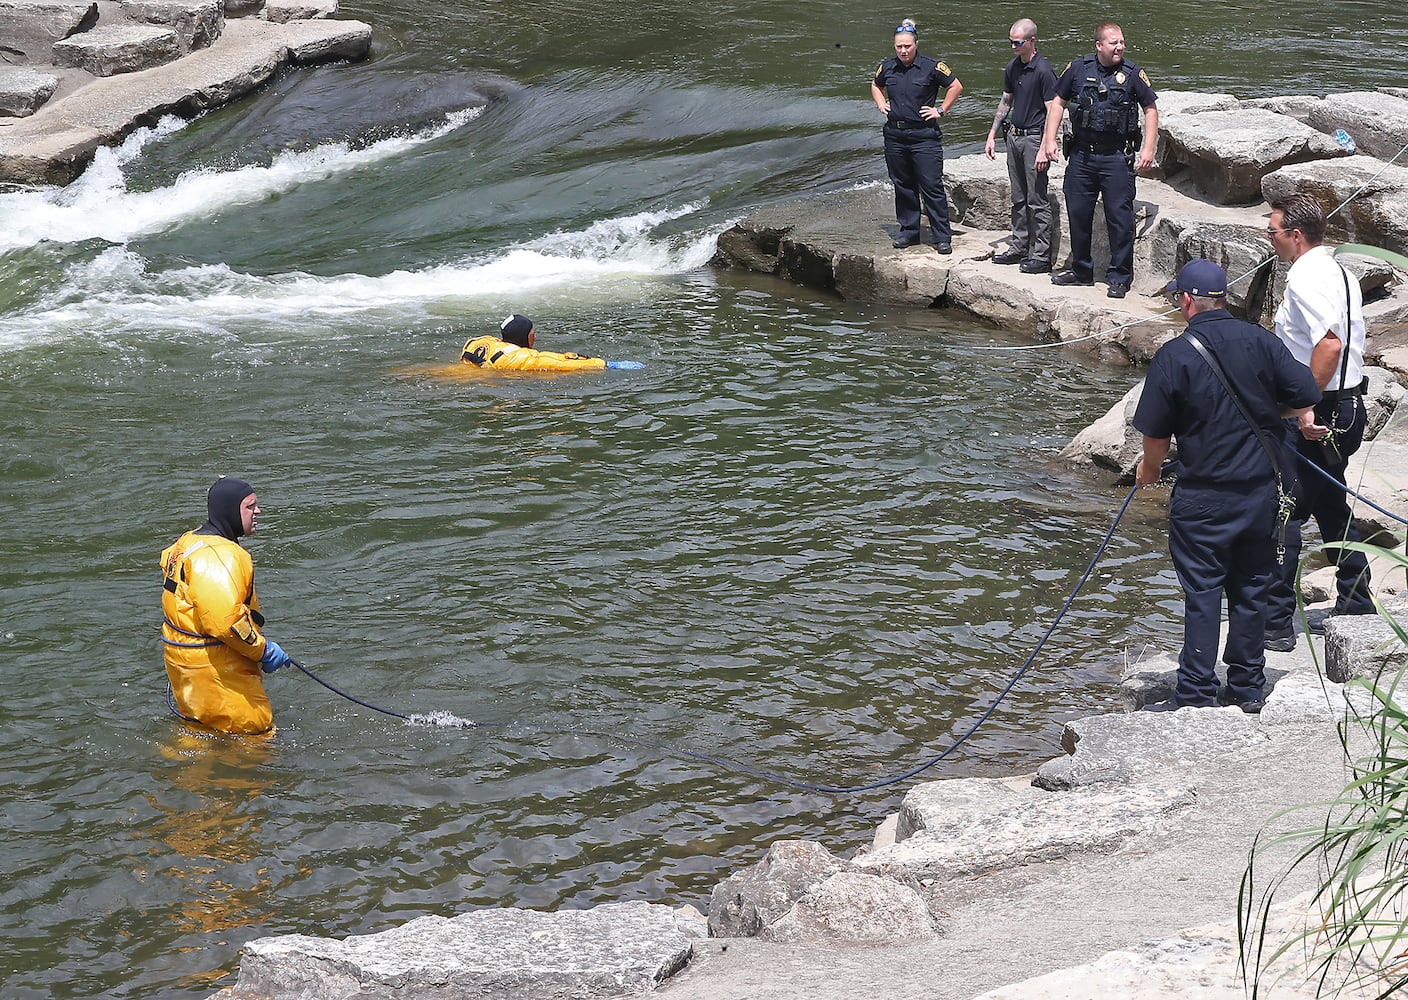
[1239,540,1408,998]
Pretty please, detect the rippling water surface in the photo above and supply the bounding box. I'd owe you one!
[2,0,1404,995]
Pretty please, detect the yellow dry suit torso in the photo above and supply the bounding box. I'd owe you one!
[460,336,607,372]
[160,530,274,734]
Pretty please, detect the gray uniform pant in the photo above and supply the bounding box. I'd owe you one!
[1007,132,1054,263]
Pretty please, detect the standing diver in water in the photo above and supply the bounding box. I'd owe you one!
[160,477,294,734]
[461,314,642,371]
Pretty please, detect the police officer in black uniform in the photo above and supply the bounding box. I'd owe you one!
[1133,260,1321,712]
[871,18,962,252]
[1038,20,1158,298]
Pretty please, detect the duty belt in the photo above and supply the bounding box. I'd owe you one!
[1321,376,1369,403]
[889,119,932,129]
[1008,126,1043,136]
[1071,138,1126,152]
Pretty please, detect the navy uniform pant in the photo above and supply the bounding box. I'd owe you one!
[1267,397,1374,631]
[1168,480,1277,707]
[1062,147,1136,285]
[1006,132,1053,263]
[883,125,952,242]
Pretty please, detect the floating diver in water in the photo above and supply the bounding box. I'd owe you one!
[460,314,643,371]
[159,477,294,735]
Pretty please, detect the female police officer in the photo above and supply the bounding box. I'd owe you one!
[870,18,962,252]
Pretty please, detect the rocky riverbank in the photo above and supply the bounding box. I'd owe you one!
[193,85,1408,998]
[711,88,1408,368]
[0,0,371,185]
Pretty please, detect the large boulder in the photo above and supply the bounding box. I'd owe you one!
[1158,108,1348,204]
[0,0,97,62]
[1306,91,1408,162]
[1154,90,1241,117]
[1241,94,1323,125]
[706,840,847,938]
[1058,380,1148,478]
[760,871,937,945]
[0,67,58,117]
[1262,158,1408,258]
[50,24,182,75]
[1168,221,1278,314]
[118,0,223,53]
[228,902,695,999]
[1323,608,1408,684]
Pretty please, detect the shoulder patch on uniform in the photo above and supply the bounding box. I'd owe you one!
[1139,69,1151,87]
[936,61,952,75]
[874,61,885,77]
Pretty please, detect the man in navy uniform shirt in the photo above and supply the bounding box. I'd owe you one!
[984,17,1058,273]
[1038,20,1158,298]
[871,19,963,252]
[1133,260,1321,712]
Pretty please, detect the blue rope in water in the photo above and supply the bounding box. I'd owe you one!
[287,485,1141,795]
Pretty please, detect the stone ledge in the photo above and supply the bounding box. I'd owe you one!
[118,0,223,53]
[0,67,60,116]
[0,16,371,185]
[219,901,698,1000]
[50,23,181,76]
[0,1,98,64]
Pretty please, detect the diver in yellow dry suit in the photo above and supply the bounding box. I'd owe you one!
[461,314,609,372]
[160,477,294,734]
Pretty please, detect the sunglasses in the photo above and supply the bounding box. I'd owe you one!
[1265,227,1293,236]
[1010,37,1029,46]
[894,24,917,34]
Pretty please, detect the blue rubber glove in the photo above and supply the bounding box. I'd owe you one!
[260,639,293,673]
[605,360,645,370]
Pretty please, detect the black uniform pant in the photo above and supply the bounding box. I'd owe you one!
[883,124,951,242]
[1267,396,1374,631]
[1062,146,1136,285]
[1168,479,1277,707]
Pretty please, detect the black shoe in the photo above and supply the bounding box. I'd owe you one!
[934,242,953,255]
[1107,282,1130,299]
[992,248,1025,265]
[1051,270,1094,287]
[1305,608,1333,635]
[1019,259,1051,274]
[1217,688,1265,715]
[1264,628,1296,653]
[892,234,920,248]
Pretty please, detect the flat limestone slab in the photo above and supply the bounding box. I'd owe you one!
[228,901,696,999]
[50,24,182,76]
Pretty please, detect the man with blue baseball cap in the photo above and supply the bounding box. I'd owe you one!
[1133,259,1322,712]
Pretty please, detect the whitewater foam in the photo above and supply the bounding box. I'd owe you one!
[0,109,484,254]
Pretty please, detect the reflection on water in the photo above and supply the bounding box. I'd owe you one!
[143,729,283,990]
